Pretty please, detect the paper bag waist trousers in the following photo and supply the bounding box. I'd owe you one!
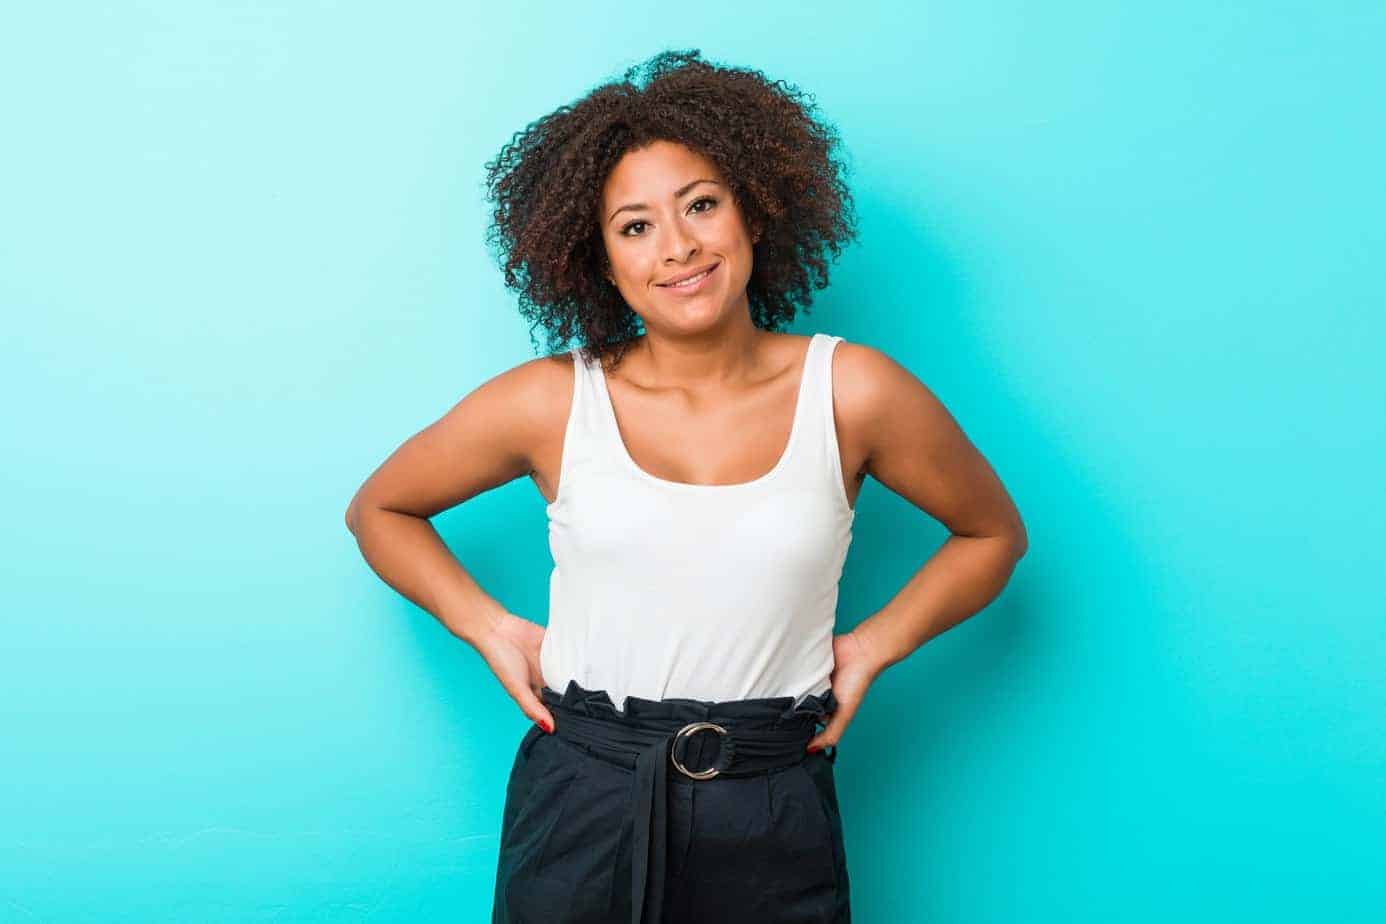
[491,679,851,924]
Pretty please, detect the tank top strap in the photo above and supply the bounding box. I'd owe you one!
[781,333,852,513]
[548,345,619,511]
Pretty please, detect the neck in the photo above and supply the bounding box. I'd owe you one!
[632,322,770,391]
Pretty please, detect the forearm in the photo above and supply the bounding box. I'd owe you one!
[347,506,506,644]
[850,533,1025,672]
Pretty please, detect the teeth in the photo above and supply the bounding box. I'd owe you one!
[665,267,711,287]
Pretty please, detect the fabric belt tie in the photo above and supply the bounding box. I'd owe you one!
[549,705,816,924]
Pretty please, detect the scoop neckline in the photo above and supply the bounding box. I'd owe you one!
[591,333,820,492]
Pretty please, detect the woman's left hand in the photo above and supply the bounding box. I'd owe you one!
[805,628,888,754]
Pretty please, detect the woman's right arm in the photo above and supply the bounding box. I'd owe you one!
[344,354,567,727]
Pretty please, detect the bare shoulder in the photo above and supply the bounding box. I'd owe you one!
[828,338,944,452]
[472,348,575,477]
[511,348,576,428]
[448,347,574,449]
[831,337,978,475]
[346,349,576,520]
[830,338,1025,543]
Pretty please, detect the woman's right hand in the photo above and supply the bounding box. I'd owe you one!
[473,611,556,732]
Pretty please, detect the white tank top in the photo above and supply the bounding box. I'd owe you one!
[539,332,856,714]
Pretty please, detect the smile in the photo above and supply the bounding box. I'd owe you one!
[657,262,719,293]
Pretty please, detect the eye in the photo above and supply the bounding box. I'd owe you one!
[619,197,718,237]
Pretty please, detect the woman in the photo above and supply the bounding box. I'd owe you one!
[346,50,1027,924]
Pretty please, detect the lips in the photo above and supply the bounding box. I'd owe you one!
[657,262,720,287]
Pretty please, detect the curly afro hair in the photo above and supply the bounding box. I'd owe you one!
[482,49,858,370]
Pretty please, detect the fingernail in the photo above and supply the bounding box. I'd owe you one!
[542,719,553,734]
[806,744,821,753]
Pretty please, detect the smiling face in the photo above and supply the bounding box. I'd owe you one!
[598,140,759,337]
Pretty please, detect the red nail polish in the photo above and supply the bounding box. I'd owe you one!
[806,744,821,753]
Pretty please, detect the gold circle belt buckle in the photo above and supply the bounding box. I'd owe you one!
[669,721,730,780]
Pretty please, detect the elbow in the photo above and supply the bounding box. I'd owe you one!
[994,507,1028,561]
[345,494,366,535]
[1009,518,1029,560]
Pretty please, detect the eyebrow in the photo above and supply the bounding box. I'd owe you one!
[607,178,720,225]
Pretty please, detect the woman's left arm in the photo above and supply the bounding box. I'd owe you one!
[807,342,1028,752]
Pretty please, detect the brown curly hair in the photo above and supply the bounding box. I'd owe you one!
[482,49,858,370]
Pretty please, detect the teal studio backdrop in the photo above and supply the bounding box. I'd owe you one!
[2,2,1381,922]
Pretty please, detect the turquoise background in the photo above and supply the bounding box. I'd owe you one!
[3,1,1382,921]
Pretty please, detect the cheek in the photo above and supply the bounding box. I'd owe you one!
[728,226,757,261]
[607,249,646,283]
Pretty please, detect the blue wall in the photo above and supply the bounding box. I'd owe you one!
[2,2,1381,920]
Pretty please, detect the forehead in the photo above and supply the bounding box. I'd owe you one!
[600,141,725,204]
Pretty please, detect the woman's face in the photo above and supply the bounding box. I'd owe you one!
[598,140,758,337]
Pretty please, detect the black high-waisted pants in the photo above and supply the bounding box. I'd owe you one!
[491,679,851,924]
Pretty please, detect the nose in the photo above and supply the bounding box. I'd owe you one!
[663,216,699,264]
